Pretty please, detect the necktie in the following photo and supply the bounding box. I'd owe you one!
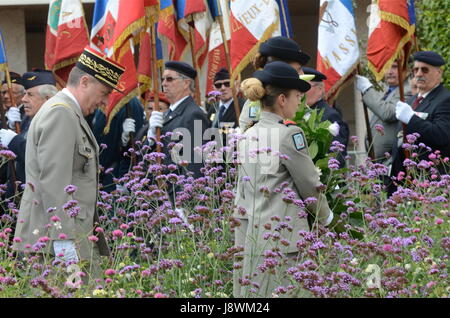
[382,86,396,101]
[164,109,173,120]
[217,105,226,125]
[412,96,424,110]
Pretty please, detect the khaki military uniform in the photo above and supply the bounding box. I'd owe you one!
[13,91,109,265]
[233,111,331,297]
[239,99,261,131]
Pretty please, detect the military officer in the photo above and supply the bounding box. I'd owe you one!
[0,69,57,198]
[233,61,335,298]
[239,36,310,131]
[1,72,26,124]
[91,97,144,192]
[391,51,450,180]
[13,47,124,280]
[355,61,412,161]
[147,61,210,179]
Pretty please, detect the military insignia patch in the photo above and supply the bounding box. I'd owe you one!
[292,133,306,151]
[249,106,257,118]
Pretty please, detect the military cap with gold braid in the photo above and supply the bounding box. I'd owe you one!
[76,46,125,92]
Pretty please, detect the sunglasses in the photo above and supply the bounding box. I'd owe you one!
[162,76,185,82]
[412,66,430,75]
[214,81,231,89]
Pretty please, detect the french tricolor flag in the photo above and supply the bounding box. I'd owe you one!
[316,0,359,101]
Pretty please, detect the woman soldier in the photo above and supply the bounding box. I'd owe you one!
[233,61,335,298]
[239,36,311,131]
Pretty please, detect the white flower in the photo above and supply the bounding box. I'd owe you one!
[54,221,62,230]
[315,167,323,177]
[328,122,340,137]
[32,229,40,236]
[303,112,311,121]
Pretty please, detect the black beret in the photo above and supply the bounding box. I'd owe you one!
[2,71,23,86]
[413,51,445,67]
[253,61,311,93]
[259,36,310,66]
[165,61,197,79]
[302,67,327,82]
[22,69,56,89]
[214,68,230,83]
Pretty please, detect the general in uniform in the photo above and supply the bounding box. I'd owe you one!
[13,47,124,280]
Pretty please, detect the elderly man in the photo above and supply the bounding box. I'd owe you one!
[148,61,210,179]
[303,67,350,167]
[1,72,26,130]
[13,47,124,279]
[355,61,412,161]
[391,51,450,179]
[0,69,57,198]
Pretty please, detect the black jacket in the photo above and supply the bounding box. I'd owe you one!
[158,95,211,179]
[391,83,450,177]
[6,116,32,197]
[92,97,144,192]
[207,98,245,129]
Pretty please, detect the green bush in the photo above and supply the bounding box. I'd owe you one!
[416,0,450,89]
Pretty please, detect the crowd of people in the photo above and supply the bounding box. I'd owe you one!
[0,35,448,296]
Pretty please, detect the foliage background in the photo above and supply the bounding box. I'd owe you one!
[414,0,449,89]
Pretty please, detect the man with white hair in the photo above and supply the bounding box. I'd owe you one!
[0,69,58,198]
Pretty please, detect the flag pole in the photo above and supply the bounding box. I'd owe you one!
[396,53,409,160]
[216,0,241,122]
[149,22,162,159]
[356,65,375,160]
[186,16,202,106]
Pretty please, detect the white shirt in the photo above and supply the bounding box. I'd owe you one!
[419,83,440,99]
[169,95,190,112]
[61,88,81,112]
[219,98,233,111]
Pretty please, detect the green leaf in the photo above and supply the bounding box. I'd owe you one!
[309,141,319,160]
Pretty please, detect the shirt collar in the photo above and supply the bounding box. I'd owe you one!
[170,95,190,112]
[61,88,81,111]
[219,98,233,109]
[419,83,440,99]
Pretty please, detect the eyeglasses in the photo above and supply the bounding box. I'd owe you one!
[412,66,430,75]
[162,76,185,82]
[214,81,231,89]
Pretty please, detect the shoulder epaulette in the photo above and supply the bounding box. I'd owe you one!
[50,102,71,109]
[279,120,297,126]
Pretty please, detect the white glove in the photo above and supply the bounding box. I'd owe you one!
[395,101,415,124]
[53,240,79,263]
[147,111,164,144]
[355,75,372,94]
[324,210,334,227]
[0,129,17,147]
[328,122,340,137]
[6,107,21,129]
[121,118,136,146]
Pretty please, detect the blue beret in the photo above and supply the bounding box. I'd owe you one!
[2,71,23,86]
[259,36,310,66]
[413,51,445,67]
[165,61,197,79]
[22,69,56,89]
[253,61,311,93]
[302,67,327,82]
